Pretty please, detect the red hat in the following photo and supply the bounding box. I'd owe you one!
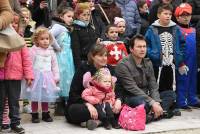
[174,3,192,17]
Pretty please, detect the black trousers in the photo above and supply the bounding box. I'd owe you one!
[65,103,91,124]
[0,80,21,127]
[65,103,118,124]
[94,102,114,122]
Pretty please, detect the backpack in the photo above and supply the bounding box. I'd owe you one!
[118,104,146,131]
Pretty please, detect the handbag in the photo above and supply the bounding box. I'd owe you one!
[0,25,25,52]
[118,104,146,131]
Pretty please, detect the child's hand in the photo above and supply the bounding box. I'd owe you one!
[26,79,32,87]
[55,80,59,85]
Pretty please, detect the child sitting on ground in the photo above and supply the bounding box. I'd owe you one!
[82,68,120,130]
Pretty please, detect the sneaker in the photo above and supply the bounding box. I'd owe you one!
[86,120,98,130]
[11,125,25,134]
[23,105,32,113]
[42,111,53,122]
[1,124,11,133]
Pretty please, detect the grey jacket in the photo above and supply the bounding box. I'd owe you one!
[115,54,161,105]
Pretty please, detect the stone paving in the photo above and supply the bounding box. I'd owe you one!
[2,108,200,134]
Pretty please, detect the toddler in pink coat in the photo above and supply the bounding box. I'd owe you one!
[82,67,120,130]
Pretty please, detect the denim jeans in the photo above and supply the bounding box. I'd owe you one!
[124,90,176,113]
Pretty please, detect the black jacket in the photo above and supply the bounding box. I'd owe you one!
[187,0,200,27]
[67,63,120,106]
[91,9,106,38]
[31,0,52,27]
[71,23,97,70]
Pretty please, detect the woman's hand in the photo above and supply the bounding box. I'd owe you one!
[112,99,122,114]
[85,103,98,120]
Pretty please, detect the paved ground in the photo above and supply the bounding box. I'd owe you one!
[2,108,200,134]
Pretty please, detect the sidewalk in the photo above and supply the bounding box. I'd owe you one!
[4,108,200,134]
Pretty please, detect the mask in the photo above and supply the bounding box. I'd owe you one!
[100,0,114,5]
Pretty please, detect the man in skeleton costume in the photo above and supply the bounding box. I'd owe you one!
[145,4,186,112]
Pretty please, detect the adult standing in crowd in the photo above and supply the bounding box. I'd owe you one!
[115,0,141,38]
[65,44,122,130]
[95,0,122,26]
[31,0,52,27]
[187,0,200,27]
[0,0,14,67]
[115,35,175,123]
[9,0,22,14]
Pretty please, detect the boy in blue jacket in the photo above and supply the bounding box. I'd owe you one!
[145,4,186,113]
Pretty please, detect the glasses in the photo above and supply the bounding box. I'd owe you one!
[179,14,191,18]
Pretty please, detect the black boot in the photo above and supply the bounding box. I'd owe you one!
[31,113,40,123]
[162,110,174,119]
[110,118,120,129]
[103,120,112,130]
[54,97,65,116]
[42,112,53,122]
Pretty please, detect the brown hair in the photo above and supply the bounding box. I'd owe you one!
[32,27,53,46]
[157,3,173,14]
[137,0,147,8]
[87,44,108,64]
[130,34,146,48]
[57,7,74,17]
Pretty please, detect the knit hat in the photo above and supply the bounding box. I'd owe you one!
[174,3,192,17]
[114,17,125,25]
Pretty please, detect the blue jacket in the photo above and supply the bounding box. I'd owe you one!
[145,20,185,68]
[115,0,141,38]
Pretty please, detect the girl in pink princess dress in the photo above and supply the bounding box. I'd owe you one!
[22,27,60,123]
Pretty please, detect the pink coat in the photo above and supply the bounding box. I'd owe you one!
[4,46,34,80]
[0,68,4,80]
[82,86,116,106]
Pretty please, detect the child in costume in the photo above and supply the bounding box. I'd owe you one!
[175,3,200,109]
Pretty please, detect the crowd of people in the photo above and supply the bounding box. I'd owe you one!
[0,0,200,133]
